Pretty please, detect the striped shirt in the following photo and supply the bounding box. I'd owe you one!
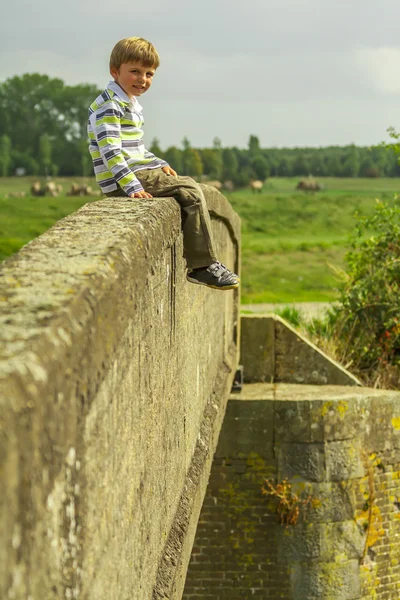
[87,81,168,195]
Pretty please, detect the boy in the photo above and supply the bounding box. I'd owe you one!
[87,37,239,290]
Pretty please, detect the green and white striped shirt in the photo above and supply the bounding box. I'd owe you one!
[87,81,167,195]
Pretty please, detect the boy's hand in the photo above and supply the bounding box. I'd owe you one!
[129,191,153,198]
[162,166,178,177]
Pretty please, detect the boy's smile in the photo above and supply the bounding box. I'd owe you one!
[110,61,155,99]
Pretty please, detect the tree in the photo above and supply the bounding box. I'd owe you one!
[277,156,293,177]
[149,137,163,158]
[201,148,223,179]
[164,146,183,174]
[326,154,341,177]
[0,134,11,176]
[80,139,92,177]
[250,155,270,180]
[182,136,191,151]
[38,134,52,176]
[0,74,101,175]
[310,153,327,177]
[341,145,360,177]
[293,153,311,176]
[248,135,260,157]
[10,150,39,175]
[360,156,380,178]
[184,148,203,177]
[213,137,222,151]
[222,148,239,181]
[233,167,254,188]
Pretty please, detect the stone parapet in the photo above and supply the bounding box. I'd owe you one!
[240,314,361,386]
[0,188,240,600]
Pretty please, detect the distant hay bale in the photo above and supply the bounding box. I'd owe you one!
[31,180,61,197]
[31,181,44,197]
[205,180,222,190]
[67,183,97,197]
[5,191,26,199]
[44,181,59,197]
[223,180,235,192]
[296,178,322,192]
[250,180,263,193]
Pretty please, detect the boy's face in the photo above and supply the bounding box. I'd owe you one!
[110,61,156,99]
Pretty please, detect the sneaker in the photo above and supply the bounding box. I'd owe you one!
[186,261,240,290]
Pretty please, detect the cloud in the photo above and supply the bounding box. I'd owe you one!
[355,46,400,95]
[1,0,399,146]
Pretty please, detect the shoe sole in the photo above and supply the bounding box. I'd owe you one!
[186,276,239,290]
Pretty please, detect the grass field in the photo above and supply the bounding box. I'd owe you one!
[226,177,400,303]
[1,176,399,303]
[0,177,97,260]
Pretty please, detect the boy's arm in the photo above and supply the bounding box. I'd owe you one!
[143,148,169,168]
[142,148,177,177]
[93,103,145,196]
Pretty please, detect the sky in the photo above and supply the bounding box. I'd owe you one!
[1,0,400,149]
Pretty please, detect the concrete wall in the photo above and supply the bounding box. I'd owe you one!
[241,314,361,386]
[183,384,400,599]
[0,186,240,600]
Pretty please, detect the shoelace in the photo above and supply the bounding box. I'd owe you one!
[207,261,227,277]
[207,261,237,282]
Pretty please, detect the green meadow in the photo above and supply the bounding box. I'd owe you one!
[225,177,400,303]
[1,176,399,303]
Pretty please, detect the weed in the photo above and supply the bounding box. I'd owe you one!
[261,478,312,527]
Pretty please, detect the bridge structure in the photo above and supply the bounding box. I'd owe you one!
[1,186,400,600]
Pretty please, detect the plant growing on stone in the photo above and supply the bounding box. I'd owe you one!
[261,479,311,527]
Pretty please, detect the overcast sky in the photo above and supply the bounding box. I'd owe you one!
[1,0,400,148]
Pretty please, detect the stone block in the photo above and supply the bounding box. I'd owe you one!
[320,521,365,562]
[274,400,313,443]
[365,395,400,450]
[291,559,361,600]
[278,521,365,565]
[325,439,364,481]
[277,523,322,562]
[313,396,369,442]
[303,482,356,524]
[215,399,275,460]
[240,315,275,383]
[277,443,326,482]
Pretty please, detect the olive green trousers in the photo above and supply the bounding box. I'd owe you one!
[105,168,218,269]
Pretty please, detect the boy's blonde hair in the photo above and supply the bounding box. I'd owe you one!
[109,37,160,71]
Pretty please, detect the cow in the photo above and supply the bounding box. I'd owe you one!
[250,180,263,193]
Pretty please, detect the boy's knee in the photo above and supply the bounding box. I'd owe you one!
[173,176,201,199]
[177,175,198,189]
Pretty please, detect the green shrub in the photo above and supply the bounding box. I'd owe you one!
[304,309,338,340]
[275,306,303,328]
[333,195,400,383]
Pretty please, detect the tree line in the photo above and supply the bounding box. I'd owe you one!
[0,74,399,183]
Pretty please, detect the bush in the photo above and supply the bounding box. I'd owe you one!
[333,195,400,385]
[275,306,303,328]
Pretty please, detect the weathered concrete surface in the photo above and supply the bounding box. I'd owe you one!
[183,383,400,599]
[0,186,240,600]
[241,314,361,385]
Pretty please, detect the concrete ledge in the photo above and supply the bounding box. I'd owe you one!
[0,190,240,599]
[240,314,361,386]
